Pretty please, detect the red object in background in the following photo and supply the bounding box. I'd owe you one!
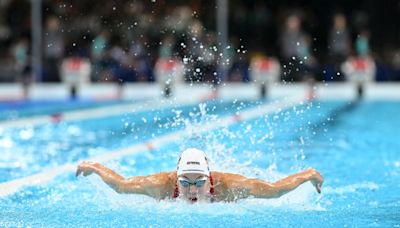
[158,59,176,71]
[50,113,63,123]
[232,113,242,122]
[352,58,368,70]
[67,58,83,71]
[254,58,271,71]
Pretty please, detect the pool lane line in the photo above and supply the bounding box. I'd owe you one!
[290,100,360,143]
[0,95,306,197]
[0,95,211,129]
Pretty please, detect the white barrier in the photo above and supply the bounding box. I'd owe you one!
[1,83,400,101]
[341,57,376,83]
[155,58,185,97]
[61,57,92,85]
[250,56,281,98]
[250,56,281,84]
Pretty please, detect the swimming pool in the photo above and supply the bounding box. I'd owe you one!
[0,95,399,227]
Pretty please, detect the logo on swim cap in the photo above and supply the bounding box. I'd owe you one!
[177,148,210,177]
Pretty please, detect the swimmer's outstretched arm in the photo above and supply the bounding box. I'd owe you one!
[76,161,173,199]
[224,168,323,199]
[269,168,323,196]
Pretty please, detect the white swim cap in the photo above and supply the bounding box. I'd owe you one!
[177,148,210,177]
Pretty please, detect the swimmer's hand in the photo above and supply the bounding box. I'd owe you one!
[307,168,323,193]
[76,161,97,177]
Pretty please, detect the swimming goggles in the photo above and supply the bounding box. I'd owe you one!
[178,176,207,188]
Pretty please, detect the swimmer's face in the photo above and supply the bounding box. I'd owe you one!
[177,173,210,202]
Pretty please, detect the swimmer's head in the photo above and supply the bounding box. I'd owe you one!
[177,148,210,177]
[177,148,211,202]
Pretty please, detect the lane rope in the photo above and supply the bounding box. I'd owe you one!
[0,95,207,129]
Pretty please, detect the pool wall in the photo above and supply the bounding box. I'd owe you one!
[1,82,400,101]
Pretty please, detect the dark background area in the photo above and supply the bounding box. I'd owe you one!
[0,0,399,82]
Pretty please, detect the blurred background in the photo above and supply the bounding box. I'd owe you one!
[1,2,400,227]
[0,0,399,92]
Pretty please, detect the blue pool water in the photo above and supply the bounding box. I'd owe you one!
[0,98,399,227]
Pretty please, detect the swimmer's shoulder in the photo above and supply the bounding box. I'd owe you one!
[211,171,247,183]
[210,171,247,202]
[142,171,177,199]
[147,171,177,185]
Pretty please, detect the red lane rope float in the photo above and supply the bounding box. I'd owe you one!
[50,113,63,123]
[232,113,242,122]
[145,141,155,150]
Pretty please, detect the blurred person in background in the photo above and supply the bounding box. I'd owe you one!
[0,0,11,45]
[91,30,110,82]
[43,15,65,82]
[184,19,207,83]
[0,51,16,82]
[158,34,176,59]
[112,51,138,83]
[130,36,154,82]
[327,13,351,81]
[390,50,400,81]
[201,32,218,83]
[355,29,371,58]
[10,38,29,79]
[228,37,250,82]
[279,13,316,82]
[11,37,32,98]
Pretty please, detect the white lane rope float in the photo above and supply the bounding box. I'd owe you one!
[0,96,306,197]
